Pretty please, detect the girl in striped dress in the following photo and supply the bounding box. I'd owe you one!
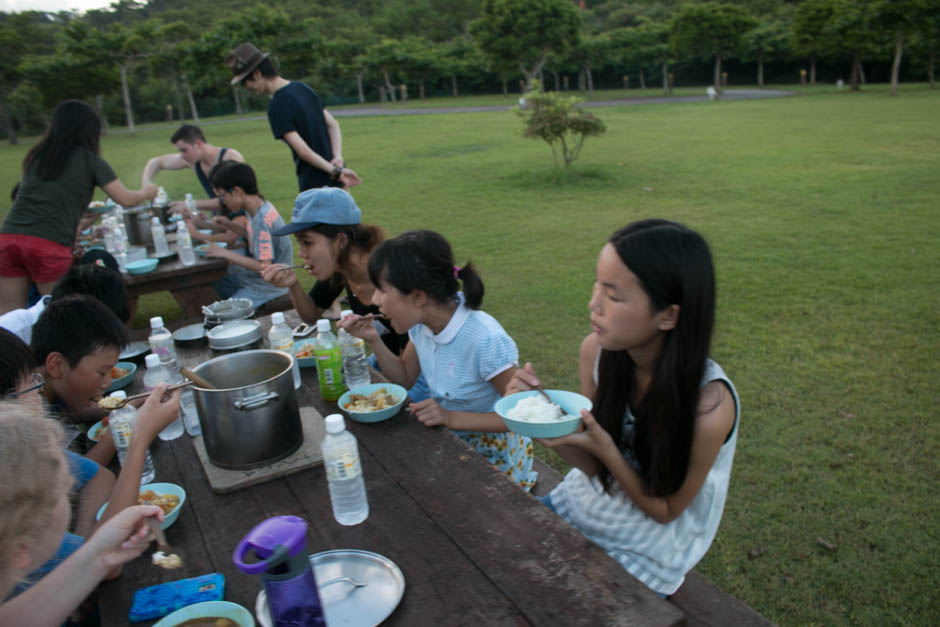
[507,219,740,595]
[339,230,537,491]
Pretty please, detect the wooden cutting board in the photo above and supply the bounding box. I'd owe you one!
[192,406,326,493]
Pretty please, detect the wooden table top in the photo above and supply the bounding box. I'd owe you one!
[123,254,227,288]
[96,311,685,626]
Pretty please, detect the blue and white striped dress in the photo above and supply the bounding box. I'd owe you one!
[409,294,537,490]
[549,359,739,595]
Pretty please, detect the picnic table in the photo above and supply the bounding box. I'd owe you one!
[124,254,228,320]
[96,310,686,626]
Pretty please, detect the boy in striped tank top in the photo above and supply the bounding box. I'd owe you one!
[508,219,739,595]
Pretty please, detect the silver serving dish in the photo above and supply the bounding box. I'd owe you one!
[206,319,262,350]
[203,297,254,328]
[256,550,405,627]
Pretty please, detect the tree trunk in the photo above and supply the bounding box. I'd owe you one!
[929,49,936,89]
[501,77,508,96]
[850,51,861,91]
[859,61,866,85]
[519,54,546,89]
[232,84,242,114]
[810,54,817,84]
[0,91,17,145]
[585,63,594,93]
[662,62,671,96]
[120,64,136,134]
[578,69,585,91]
[383,71,397,102]
[758,55,764,87]
[713,54,722,97]
[451,73,458,97]
[639,68,646,90]
[378,85,387,103]
[95,94,109,130]
[184,79,200,122]
[549,70,559,91]
[171,70,186,122]
[419,81,425,100]
[890,33,903,97]
[356,73,365,103]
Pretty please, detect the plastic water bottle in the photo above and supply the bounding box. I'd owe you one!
[113,223,128,272]
[321,414,369,526]
[180,389,200,436]
[184,192,196,215]
[155,186,168,217]
[269,312,301,389]
[338,310,370,391]
[102,217,116,253]
[108,391,156,484]
[143,354,184,440]
[177,227,196,267]
[313,319,344,401]
[150,217,170,256]
[148,316,178,368]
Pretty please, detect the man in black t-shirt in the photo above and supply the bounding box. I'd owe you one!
[225,43,362,192]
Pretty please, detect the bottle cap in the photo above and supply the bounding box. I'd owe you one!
[111,390,127,400]
[324,413,346,434]
[316,319,331,333]
[145,354,161,368]
[271,312,285,325]
[340,309,353,319]
[152,216,160,224]
[185,192,193,200]
[150,316,165,329]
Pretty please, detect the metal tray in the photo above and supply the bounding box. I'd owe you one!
[256,549,405,627]
[119,340,150,360]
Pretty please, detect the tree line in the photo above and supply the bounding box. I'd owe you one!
[0,0,937,143]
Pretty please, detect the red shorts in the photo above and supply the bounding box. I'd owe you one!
[0,234,73,284]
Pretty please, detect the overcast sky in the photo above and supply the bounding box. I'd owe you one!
[1,0,113,13]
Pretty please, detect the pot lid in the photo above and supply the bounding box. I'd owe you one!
[207,319,262,349]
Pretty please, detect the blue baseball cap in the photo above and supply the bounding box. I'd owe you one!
[271,187,362,236]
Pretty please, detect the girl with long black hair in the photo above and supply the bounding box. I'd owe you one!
[508,219,740,596]
[0,100,157,314]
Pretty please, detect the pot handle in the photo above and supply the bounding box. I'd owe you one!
[233,391,280,411]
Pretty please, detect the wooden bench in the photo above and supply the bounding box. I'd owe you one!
[531,459,774,627]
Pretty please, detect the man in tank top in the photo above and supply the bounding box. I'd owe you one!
[141,124,244,214]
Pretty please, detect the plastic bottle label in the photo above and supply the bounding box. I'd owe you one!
[325,453,362,481]
[112,420,133,448]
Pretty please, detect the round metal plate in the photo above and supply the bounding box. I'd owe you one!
[119,340,150,360]
[256,550,405,627]
[173,322,206,342]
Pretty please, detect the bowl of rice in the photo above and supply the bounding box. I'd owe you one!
[96,482,186,529]
[495,390,592,439]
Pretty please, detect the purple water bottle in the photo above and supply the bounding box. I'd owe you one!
[233,516,325,627]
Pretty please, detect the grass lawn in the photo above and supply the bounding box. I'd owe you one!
[1,85,937,625]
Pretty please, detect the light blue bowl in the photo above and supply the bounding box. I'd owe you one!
[88,201,110,214]
[154,601,254,627]
[195,241,228,257]
[293,340,318,368]
[338,383,407,423]
[106,361,137,392]
[96,482,186,529]
[495,389,592,439]
[126,258,158,275]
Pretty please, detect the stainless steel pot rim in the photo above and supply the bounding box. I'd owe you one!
[191,349,292,391]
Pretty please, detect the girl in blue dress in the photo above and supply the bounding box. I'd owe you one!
[339,230,536,490]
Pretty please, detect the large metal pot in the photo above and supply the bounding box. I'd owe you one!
[123,204,155,246]
[191,350,303,470]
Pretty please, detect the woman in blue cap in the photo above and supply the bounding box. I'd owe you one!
[262,188,425,399]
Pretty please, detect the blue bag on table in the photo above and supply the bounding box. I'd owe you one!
[128,572,225,622]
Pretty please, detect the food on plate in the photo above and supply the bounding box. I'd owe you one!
[295,342,315,358]
[88,200,106,208]
[344,387,400,412]
[151,550,183,570]
[139,490,180,516]
[98,396,123,409]
[111,366,130,379]
[175,619,236,627]
[506,395,571,423]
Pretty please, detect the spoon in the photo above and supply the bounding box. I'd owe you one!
[180,367,216,390]
[98,381,193,410]
[318,576,366,589]
[535,383,553,404]
[146,517,183,570]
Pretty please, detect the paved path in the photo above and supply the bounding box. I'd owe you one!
[188,88,794,128]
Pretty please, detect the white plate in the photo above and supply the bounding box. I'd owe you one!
[256,550,405,627]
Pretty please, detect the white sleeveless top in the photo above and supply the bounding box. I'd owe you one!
[548,359,739,595]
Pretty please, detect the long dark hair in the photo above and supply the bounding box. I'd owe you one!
[368,230,485,309]
[594,219,716,497]
[22,100,102,181]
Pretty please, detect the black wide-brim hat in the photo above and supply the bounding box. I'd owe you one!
[226,42,269,85]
